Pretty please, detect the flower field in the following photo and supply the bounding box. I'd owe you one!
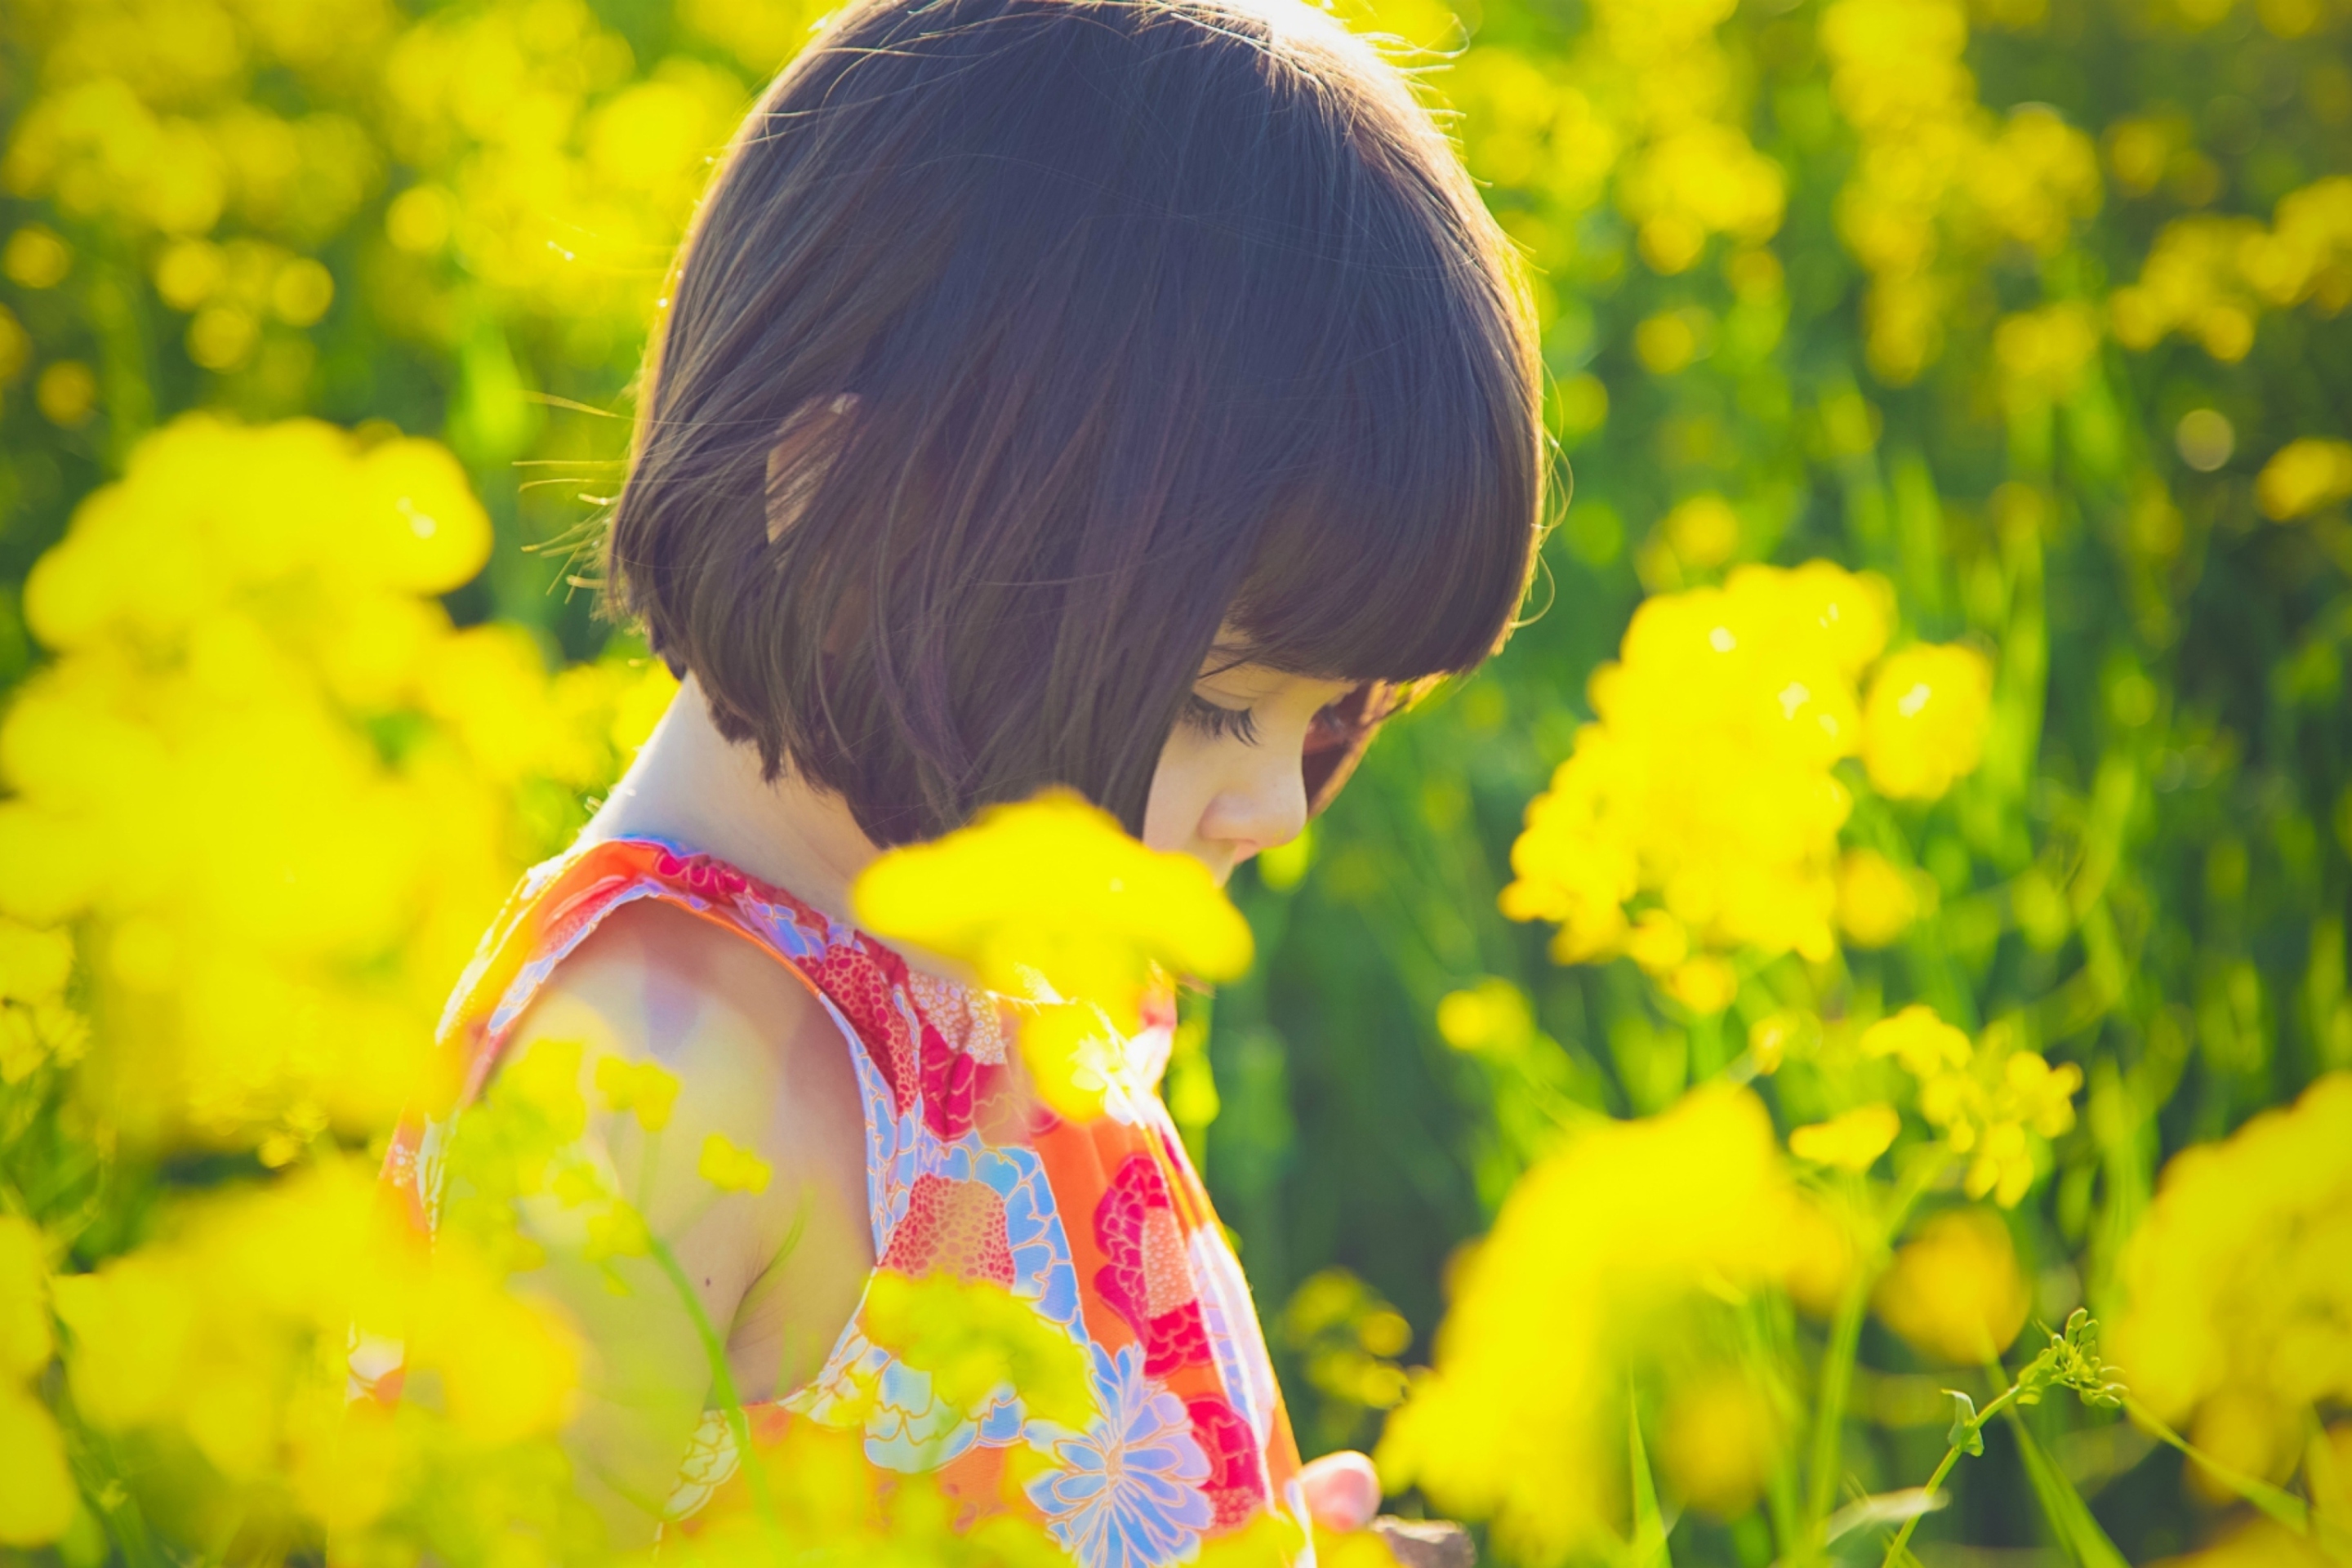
[1,0,2349,1563]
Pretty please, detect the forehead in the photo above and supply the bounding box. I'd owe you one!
[1199,646,1357,698]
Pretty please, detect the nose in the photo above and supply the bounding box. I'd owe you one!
[1201,751,1310,864]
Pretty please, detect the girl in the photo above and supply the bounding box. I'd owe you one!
[385,0,1544,1557]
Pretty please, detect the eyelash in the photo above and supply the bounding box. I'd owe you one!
[1183,693,1260,745]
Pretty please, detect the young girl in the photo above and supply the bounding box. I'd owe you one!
[385,0,1543,1557]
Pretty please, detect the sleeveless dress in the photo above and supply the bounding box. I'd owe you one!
[375,836,1312,1565]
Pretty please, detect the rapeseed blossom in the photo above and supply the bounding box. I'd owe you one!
[2256,438,2352,522]
[1820,0,2100,381]
[1,414,674,1156]
[2111,176,2352,361]
[1788,1102,1901,1171]
[1860,1005,2079,1205]
[2111,1073,2352,1491]
[0,1216,71,1548]
[1870,1206,2028,1365]
[53,1159,581,1537]
[1836,848,1922,948]
[1862,643,1994,801]
[1377,1086,1835,1559]
[1655,1370,1785,1520]
[854,791,1253,1118]
[1502,564,1993,1003]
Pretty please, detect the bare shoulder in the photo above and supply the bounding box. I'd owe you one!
[497,893,873,1325]
[526,895,834,1084]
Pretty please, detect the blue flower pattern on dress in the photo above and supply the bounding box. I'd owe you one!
[1026,1343,1214,1568]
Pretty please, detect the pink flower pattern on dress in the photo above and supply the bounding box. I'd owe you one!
[1094,1154,1212,1378]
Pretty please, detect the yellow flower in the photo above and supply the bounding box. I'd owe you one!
[1664,956,1739,1014]
[582,1202,653,1261]
[860,1271,1092,1434]
[856,791,1252,1121]
[698,1131,773,1195]
[2255,437,2352,520]
[1658,1370,1785,1519]
[595,1054,679,1133]
[0,1214,69,1547]
[853,790,1253,1021]
[1862,1007,2078,1205]
[0,1218,51,1381]
[1378,1087,1818,1558]
[1861,644,1993,800]
[1860,1004,1972,1079]
[1872,1207,2029,1365]
[0,1387,73,1547]
[1624,908,1690,974]
[1837,848,1920,948]
[1503,562,1895,970]
[1788,1102,1901,1170]
[2111,1073,2352,1486]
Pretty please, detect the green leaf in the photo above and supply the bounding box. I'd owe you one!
[1944,1390,1984,1458]
[2004,1408,2131,1568]
[1628,1396,1673,1568]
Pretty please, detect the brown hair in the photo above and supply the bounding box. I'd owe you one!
[606,0,1545,846]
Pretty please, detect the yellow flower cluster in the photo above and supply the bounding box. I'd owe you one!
[0,1218,71,1548]
[1870,1205,2029,1365]
[1861,641,1996,800]
[56,1159,582,1540]
[860,1270,1094,1436]
[1820,0,2101,382]
[2255,437,2352,522]
[381,0,750,332]
[1441,0,1782,281]
[1377,1087,1844,1559]
[0,917,85,1085]
[854,791,1252,1119]
[1502,563,1992,995]
[1859,1005,2080,1205]
[1283,1267,1415,1449]
[2111,176,2352,362]
[2111,1072,2352,1490]
[0,0,786,375]
[1,413,673,1155]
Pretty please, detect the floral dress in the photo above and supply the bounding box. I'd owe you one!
[376,837,1312,1566]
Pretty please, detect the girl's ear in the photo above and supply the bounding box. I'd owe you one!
[765,393,860,545]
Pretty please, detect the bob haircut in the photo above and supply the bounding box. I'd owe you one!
[607,0,1545,847]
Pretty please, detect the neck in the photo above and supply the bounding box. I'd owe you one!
[586,675,880,929]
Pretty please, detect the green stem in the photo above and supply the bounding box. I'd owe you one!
[1804,1271,1869,1541]
[1805,1158,1944,1557]
[644,1234,782,1535]
[1878,1382,2026,1567]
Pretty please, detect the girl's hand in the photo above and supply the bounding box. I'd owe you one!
[1303,1451,1477,1568]
[1300,1450,1382,1532]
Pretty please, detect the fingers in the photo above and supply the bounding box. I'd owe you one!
[1299,1450,1382,1533]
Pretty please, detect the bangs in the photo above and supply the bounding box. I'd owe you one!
[1223,311,1545,685]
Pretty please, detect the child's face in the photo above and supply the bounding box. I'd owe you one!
[1143,648,1359,885]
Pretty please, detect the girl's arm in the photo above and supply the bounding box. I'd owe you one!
[492,899,873,1548]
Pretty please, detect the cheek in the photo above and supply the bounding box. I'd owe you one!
[1140,734,1215,854]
